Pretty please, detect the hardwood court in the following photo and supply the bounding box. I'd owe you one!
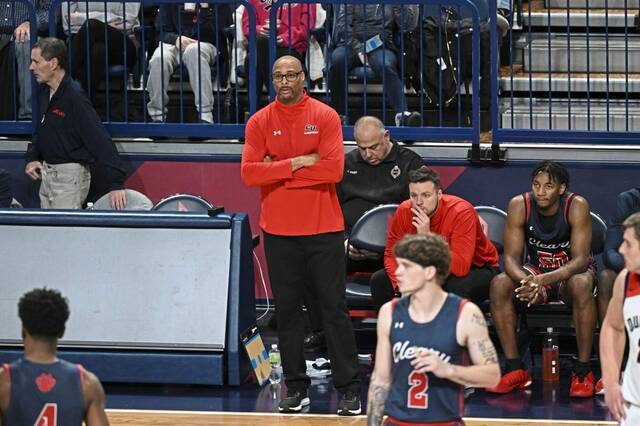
[107,410,617,426]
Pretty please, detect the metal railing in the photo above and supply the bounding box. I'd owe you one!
[491,0,640,145]
[0,0,486,146]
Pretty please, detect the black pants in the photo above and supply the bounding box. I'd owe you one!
[245,36,302,109]
[306,256,383,333]
[370,265,498,312]
[71,19,136,104]
[263,231,360,393]
[0,38,16,120]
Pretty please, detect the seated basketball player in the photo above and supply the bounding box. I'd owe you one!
[488,161,598,397]
[0,288,109,425]
[367,234,500,425]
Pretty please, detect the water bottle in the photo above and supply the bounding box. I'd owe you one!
[542,327,559,382]
[268,344,282,385]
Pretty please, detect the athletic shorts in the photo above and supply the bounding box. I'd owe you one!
[620,402,640,426]
[521,263,596,304]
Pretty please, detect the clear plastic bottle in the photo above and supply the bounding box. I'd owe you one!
[542,327,560,382]
[268,344,282,385]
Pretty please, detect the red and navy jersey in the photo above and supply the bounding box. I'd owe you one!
[385,294,467,425]
[523,191,589,273]
[3,358,85,426]
[622,271,640,406]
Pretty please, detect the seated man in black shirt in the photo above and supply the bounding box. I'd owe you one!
[304,116,423,351]
[339,115,424,269]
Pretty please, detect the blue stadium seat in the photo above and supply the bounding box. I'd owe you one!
[345,204,399,315]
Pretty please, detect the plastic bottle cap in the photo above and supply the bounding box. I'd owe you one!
[547,327,553,333]
[271,344,277,349]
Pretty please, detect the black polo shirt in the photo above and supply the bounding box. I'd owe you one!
[338,142,424,232]
[25,72,126,190]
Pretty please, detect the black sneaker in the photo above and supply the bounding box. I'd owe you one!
[278,389,310,413]
[396,111,422,127]
[337,390,361,416]
[303,331,326,352]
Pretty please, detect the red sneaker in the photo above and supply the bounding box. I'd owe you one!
[570,371,595,398]
[486,369,533,394]
[595,378,605,396]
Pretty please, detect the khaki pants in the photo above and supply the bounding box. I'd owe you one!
[40,162,91,209]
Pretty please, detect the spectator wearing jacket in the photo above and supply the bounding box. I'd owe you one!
[329,4,420,126]
[242,0,315,109]
[25,38,127,209]
[62,1,139,110]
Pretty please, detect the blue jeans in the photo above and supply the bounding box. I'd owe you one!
[329,45,407,117]
[14,39,32,119]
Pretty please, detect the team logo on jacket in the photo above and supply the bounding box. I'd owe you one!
[51,108,65,118]
[304,124,319,135]
[390,165,401,179]
[35,372,57,392]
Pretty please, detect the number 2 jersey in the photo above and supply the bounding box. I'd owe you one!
[622,271,640,406]
[385,294,467,425]
[3,358,85,426]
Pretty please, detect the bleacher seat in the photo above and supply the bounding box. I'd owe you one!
[345,204,399,317]
[474,205,507,254]
[91,189,153,211]
[152,193,213,212]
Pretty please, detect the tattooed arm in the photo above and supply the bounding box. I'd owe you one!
[367,301,394,426]
[455,303,500,388]
[413,302,500,387]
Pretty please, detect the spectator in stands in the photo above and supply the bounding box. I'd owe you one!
[329,4,421,126]
[242,0,315,110]
[0,0,53,120]
[487,161,598,397]
[0,288,109,425]
[25,37,127,209]
[147,3,230,124]
[496,0,512,37]
[0,168,11,207]
[369,166,499,311]
[241,55,361,416]
[597,187,640,322]
[61,1,140,112]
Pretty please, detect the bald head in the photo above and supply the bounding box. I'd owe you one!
[354,116,385,136]
[353,116,392,165]
[272,55,303,73]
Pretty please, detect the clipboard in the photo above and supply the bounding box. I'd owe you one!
[240,325,271,386]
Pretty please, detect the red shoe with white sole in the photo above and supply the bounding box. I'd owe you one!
[486,369,533,394]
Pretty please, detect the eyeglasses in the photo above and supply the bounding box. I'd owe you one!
[272,71,303,82]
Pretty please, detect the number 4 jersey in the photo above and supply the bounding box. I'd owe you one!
[386,294,467,425]
[3,358,85,426]
[623,271,640,407]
